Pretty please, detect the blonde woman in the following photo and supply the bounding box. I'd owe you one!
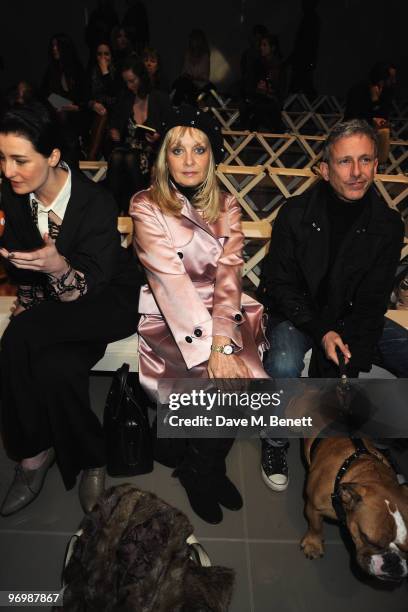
[130,106,267,523]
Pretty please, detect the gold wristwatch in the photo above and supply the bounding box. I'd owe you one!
[211,344,234,355]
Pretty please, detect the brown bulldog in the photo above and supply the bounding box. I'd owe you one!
[301,436,408,581]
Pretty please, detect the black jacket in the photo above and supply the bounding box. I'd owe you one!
[259,182,404,374]
[0,169,142,295]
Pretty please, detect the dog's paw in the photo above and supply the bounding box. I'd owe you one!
[300,533,324,559]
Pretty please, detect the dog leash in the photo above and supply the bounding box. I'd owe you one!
[336,351,353,418]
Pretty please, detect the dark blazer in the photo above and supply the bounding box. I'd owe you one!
[0,169,142,295]
[259,181,404,373]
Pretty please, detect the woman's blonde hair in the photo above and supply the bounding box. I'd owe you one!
[150,126,221,223]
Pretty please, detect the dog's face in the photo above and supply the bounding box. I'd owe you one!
[340,483,408,581]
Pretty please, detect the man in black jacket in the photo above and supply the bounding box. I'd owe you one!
[258,119,406,492]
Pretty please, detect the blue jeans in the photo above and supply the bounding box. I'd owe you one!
[262,317,408,446]
[264,317,408,379]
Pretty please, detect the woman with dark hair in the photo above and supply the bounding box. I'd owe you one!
[42,33,85,105]
[245,33,284,131]
[41,33,86,164]
[130,106,268,524]
[107,56,170,212]
[110,26,133,70]
[0,102,141,517]
[172,29,213,106]
[86,41,121,159]
[143,47,168,92]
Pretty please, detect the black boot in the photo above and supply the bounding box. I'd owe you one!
[213,474,243,511]
[173,465,223,524]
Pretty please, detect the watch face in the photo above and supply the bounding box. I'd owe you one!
[223,344,234,355]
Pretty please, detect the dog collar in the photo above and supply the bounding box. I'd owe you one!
[331,439,370,524]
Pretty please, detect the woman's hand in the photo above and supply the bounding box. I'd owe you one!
[321,331,351,366]
[0,233,69,276]
[110,128,121,142]
[207,352,251,379]
[92,101,107,116]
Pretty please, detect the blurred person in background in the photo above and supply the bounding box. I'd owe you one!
[143,47,169,92]
[172,29,214,106]
[85,41,121,159]
[107,56,170,212]
[41,33,86,166]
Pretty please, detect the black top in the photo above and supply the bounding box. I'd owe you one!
[110,89,170,142]
[171,180,202,202]
[86,65,122,110]
[314,185,368,310]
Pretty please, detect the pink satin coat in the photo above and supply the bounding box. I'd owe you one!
[130,188,268,400]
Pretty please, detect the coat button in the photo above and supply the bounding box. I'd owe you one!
[194,328,202,337]
[234,313,242,322]
[177,251,183,259]
[185,336,193,343]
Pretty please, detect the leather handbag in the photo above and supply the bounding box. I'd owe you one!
[103,363,153,476]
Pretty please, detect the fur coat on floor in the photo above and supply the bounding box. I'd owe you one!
[61,484,234,611]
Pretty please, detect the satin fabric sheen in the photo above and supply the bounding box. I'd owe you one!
[130,188,269,399]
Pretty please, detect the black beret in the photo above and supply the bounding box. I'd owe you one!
[160,104,225,164]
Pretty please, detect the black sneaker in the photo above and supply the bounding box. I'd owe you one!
[261,440,289,491]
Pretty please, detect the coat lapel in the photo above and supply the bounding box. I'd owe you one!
[179,193,230,240]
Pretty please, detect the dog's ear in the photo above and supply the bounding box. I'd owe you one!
[339,483,366,510]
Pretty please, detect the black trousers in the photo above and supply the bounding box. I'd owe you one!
[0,285,139,490]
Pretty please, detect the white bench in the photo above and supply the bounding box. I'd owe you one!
[0,296,139,372]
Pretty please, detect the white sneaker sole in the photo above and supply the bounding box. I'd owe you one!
[261,466,289,492]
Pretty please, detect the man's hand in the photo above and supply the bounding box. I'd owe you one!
[0,233,69,276]
[321,331,351,366]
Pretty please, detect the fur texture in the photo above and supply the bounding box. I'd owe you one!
[61,484,234,611]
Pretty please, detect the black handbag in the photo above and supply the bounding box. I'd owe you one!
[103,363,153,477]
